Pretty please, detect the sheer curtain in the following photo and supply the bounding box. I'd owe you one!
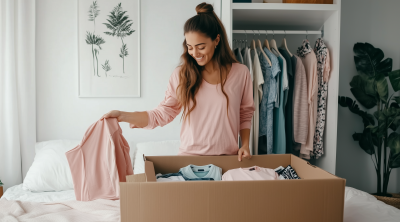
[0,0,36,190]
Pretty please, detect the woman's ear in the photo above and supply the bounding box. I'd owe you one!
[215,34,220,47]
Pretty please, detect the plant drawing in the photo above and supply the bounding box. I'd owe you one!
[102,60,111,77]
[86,1,105,77]
[103,3,135,73]
[88,1,99,32]
[85,32,105,77]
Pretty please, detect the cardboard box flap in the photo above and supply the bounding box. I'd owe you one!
[291,155,340,179]
[144,161,157,182]
[145,154,291,174]
[126,174,147,182]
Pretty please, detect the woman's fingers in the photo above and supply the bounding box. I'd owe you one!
[129,123,138,129]
[238,149,243,161]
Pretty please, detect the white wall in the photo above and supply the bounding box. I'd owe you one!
[336,0,400,193]
[35,0,219,175]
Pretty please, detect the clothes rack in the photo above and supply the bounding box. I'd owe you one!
[233,30,323,36]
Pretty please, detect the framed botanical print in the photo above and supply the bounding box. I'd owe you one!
[78,0,140,97]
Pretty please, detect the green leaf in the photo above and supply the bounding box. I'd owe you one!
[375,73,388,102]
[352,132,362,141]
[338,96,375,126]
[353,43,392,77]
[393,96,400,105]
[358,129,375,155]
[388,70,400,92]
[388,132,400,168]
[389,153,400,168]
[388,132,400,154]
[350,88,377,109]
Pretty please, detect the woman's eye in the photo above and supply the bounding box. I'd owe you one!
[199,48,205,50]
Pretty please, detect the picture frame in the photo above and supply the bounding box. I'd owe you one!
[77,0,141,97]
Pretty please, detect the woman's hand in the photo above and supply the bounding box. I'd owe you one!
[101,110,123,121]
[238,145,251,161]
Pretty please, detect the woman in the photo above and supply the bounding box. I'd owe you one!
[102,2,254,161]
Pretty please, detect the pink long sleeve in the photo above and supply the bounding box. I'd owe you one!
[239,66,254,130]
[143,67,182,129]
[143,64,254,156]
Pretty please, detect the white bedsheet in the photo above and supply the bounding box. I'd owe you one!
[344,186,400,222]
[1,184,75,203]
[1,184,400,222]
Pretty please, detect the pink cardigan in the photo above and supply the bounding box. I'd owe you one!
[66,118,133,201]
[144,63,255,156]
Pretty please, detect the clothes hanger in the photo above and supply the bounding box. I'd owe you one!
[270,30,282,57]
[281,30,293,57]
[263,30,270,51]
[256,30,272,66]
[250,30,256,50]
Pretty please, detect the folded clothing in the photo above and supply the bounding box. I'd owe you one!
[155,164,222,182]
[275,165,301,180]
[222,166,279,181]
[179,164,222,181]
[156,173,185,182]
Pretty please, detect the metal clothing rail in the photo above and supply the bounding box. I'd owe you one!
[232,30,323,35]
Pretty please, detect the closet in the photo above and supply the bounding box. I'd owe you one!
[221,0,341,174]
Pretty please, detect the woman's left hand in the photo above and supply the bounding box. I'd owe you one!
[238,145,251,161]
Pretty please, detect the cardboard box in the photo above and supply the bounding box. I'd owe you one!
[121,154,345,222]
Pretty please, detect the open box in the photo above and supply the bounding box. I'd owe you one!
[120,154,346,222]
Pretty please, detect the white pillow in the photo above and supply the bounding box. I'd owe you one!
[23,140,80,192]
[133,140,180,174]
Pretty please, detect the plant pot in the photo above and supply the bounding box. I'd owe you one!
[0,186,3,198]
[373,193,400,209]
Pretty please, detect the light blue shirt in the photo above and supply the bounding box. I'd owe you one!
[179,164,222,181]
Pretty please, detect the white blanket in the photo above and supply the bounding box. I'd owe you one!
[0,199,120,222]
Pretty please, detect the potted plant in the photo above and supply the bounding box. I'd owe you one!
[338,42,400,209]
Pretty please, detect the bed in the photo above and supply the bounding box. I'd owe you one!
[1,140,399,222]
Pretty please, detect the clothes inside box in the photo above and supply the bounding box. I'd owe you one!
[155,164,300,182]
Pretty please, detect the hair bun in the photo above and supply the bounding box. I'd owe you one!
[196,2,214,15]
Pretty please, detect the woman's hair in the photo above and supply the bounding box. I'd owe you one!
[177,2,237,123]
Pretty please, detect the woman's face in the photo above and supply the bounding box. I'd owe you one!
[185,31,220,66]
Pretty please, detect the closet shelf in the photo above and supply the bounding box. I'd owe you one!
[232,3,339,31]
[231,3,339,11]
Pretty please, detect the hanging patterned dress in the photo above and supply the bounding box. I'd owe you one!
[312,38,331,159]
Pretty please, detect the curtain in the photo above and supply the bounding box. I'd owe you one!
[0,0,36,190]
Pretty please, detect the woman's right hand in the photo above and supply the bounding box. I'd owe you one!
[101,110,122,122]
[101,110,149,128]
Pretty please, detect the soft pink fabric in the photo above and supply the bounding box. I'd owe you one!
[222,166,278,181]
[143,63,255,156]
[65,118,133,201]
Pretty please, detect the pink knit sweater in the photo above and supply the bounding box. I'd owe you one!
[144,63,255,155]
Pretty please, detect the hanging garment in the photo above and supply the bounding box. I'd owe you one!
[179,164,222,181]
[222,166,278,181]
[234,48,244,64]
[250,49,264,155]
[297,40,318,160]
[257,48,272,155]
[312,39,331,159]
[271,48,286,154]
[293,55,309,145]
[65,118,133,201]
[278,48,293,108]
[279,48,295,154]
[144,63,255,156]
[259,48,281,154]
[242,47,254,153]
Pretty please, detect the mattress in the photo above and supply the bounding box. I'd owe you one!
[1,184,75,202]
